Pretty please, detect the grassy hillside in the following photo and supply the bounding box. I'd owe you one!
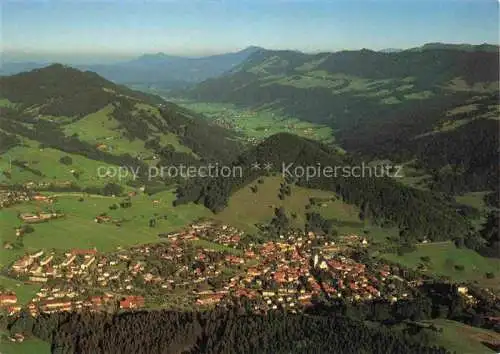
[213,176,336,233]
[214,175,396,240]
[0,333,50,354]
[425,319,500,354]
[177,133,476,243]
[382,242,499,289]
[62,104,193,158]
[0,65,244,193]
[0,141,130,186]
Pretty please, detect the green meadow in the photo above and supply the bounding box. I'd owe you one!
[213,176,397,243]
[382,241,500,288]
[63,105,150,157]
[455,191,490,211]
[425,319,500,354]
[213,176,337,234]
[0,142,128,186]
[0,334,50,354]
[0,275,41,305]
[62,104,193,159]
[0,191,211,267]
[174,100,335,144]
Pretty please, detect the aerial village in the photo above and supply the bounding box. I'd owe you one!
[0,219,482,318]
[0,188,32,209]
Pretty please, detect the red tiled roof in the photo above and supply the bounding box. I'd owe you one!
[72,249,97,255]
[119,296,145,309]
[0,294,17,304]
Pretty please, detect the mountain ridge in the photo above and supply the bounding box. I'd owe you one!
[0,65,244,191]
[177,45,499,194]
[175,132,475,243]
[1,47,264,89]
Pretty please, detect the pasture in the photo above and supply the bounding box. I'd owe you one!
[0,191,211,267]
[0,334,50,354]
[426,319,500,354]
[0,142,128,186]
[174,100,335,143]
[382,241,500,288]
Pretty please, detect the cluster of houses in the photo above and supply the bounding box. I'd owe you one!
[11,287,145,317]
[0,293,21,315]
[18,211,62,224]
[8,193,60,226]
[155,223,416,312]
[189,222,244,247]
[4,221,420,317]
[0,189,32,209]
[23,181,74,190]
[191,230,414,312]
[10,249,98,283]
[4,247,148,316]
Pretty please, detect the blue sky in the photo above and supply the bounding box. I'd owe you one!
[2,0,499,62]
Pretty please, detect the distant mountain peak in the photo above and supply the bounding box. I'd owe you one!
[41,63,73,70]
[241,45,263,53]
[134,52,183,63]
[411,42,499,52]
[379,48,402,53]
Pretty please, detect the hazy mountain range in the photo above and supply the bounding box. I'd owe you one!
[3,42,496,90]
[1,46,262,89]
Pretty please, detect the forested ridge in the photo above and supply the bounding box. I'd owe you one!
[477,210,500,258]
[0,65,244,165]
[231,46,498,82]
[158,103,245,162]
[6,308,450,354]
[342,94,499,194]
[0,64,164,117]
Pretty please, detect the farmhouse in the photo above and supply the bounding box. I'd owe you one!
[119,296,145,309]
[94,215,112,223]
[196,293,224,306]
[0,294,17,306]
[40,299,72,313]
[32,194,50,202]
[19,213,40,223]
[81,256,96,270]
[29,276,48,283]
[12,256,34,272]
[61,255,76,267]
[71,248,98,257]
